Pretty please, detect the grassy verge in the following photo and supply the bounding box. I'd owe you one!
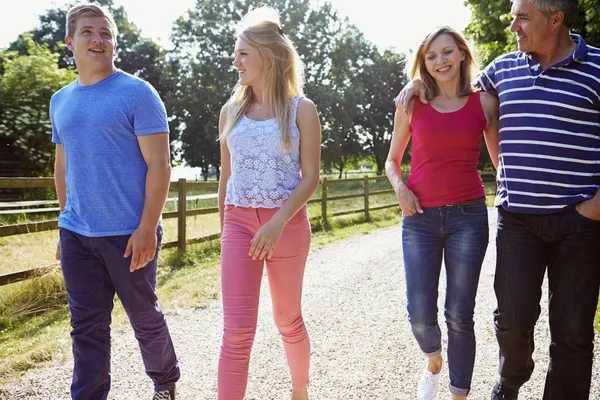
[0,208,401,382]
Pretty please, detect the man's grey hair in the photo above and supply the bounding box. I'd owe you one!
[512,0,578,28]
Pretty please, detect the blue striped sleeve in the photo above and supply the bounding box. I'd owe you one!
[476,58,499,95]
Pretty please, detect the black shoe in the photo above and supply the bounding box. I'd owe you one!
[491,382,518,400]
[152,386,176,400]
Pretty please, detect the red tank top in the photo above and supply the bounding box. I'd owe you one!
[406,91,487,207]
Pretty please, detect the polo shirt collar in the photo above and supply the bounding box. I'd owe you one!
[570,34,588,61]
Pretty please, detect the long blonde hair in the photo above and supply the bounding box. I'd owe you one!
[408,26,478,101]
[220,6,305,147]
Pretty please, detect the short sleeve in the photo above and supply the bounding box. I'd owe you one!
[50,94,61,144]
[131,81,169,136]
[473,59,498,95]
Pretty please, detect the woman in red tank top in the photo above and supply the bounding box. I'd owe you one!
[385,27,499,400]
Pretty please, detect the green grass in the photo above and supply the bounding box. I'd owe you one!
[0,208,402,382]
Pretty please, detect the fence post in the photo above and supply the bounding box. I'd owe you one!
[321,177,328,227]
[364,175,370,222]
[177,178,187,252]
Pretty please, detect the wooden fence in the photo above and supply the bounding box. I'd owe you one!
[0,173,497,287]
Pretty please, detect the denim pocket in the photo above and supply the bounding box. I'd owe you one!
[460,202,487,216]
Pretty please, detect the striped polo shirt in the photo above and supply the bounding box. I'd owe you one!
[477,34,600,214]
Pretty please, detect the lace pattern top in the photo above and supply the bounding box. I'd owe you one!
[225,96,303,208]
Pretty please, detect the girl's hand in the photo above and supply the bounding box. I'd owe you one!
[249,218,285,260]
[396,185,423,216]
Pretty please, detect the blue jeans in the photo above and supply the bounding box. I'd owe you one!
[402,202,489,396]
[492,206,600,400]
[59,227,180,400]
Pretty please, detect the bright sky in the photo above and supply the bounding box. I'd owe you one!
[0,0,472,53]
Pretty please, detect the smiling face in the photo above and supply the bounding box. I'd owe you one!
[423,33,465,85]
[233,38,264,88]
[510,0,554,54]
[65,16,116,74]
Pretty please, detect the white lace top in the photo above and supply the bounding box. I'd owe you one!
[225,96,303,208]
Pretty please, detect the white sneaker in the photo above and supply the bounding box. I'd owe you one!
[417,368,440,400]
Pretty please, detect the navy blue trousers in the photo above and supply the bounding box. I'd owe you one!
[59,227,180,400]
[492,206,600,400]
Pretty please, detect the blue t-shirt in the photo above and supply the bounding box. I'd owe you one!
[50,70,169,237]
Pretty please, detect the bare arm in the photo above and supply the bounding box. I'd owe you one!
[480,91,500,169]
[54,144,67,260]
[125,132,171,271]
[249,98,322,260]
[138,133,171,230]
[54,145,67,212]
[217,104,232,233]
[385,100,422,216]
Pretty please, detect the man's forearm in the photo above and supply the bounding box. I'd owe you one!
[139,163,171,229]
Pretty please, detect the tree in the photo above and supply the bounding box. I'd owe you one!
[320,90,364,178]
[356,49,408,175]
[463,0,515,68]
[317,21,374,178]
[579,0,600,46]
[168,0,246,180]
[0,35,77,176]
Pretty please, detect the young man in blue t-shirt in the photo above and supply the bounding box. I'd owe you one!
[51,3,179,399]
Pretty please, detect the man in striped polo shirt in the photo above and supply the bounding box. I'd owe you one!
[479,0,600,399]
[395,0,600,398]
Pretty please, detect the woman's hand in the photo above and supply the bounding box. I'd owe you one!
[249,217,285,260]
[395,185,423,216]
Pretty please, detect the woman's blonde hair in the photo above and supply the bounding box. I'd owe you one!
[407,26,478,101]
[220,6,305,147]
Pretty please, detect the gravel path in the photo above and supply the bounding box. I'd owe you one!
[2,210,600,399]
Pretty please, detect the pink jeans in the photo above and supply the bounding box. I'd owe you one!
[218,205,311,400]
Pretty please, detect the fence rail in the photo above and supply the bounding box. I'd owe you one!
[0,172,497,287]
